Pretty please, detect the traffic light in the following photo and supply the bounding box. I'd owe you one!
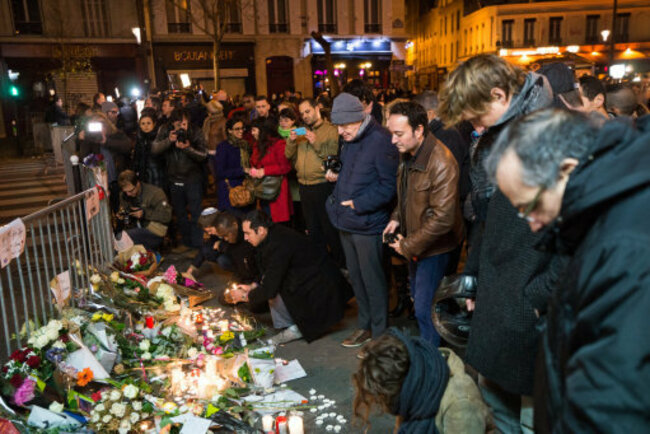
[9,85,19,97]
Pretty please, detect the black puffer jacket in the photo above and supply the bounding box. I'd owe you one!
[536,116,650,433]
[132,129,166,189]
[151,124,208,183]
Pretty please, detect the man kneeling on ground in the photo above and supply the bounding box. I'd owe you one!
[228,210,351,345]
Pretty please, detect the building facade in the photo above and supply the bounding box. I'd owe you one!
[406,0,650,91]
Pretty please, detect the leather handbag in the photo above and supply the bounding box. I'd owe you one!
[225,179,255,207]
[249,175,282,201]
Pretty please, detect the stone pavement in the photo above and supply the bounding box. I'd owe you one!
[165,249,418,433]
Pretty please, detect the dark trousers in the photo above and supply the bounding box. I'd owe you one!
[408,252,449,346]
[169,180,203,248]
[192,241,234,271]
[125,227,163,251]
[339,231,388,338]
[299,183,345,267]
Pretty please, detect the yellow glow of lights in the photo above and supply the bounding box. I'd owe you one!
[566,45,580,53]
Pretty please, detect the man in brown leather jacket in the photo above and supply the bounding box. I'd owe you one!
[384,101,463,346]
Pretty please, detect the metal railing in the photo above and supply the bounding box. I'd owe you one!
[0,187,113,361]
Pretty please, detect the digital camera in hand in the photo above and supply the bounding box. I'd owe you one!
[323,155,342,173]
[383,232,398,244]
[175,128,188,143]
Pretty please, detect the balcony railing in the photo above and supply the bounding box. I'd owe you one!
[269,23,289,33]
[225,22,242,33]
[318,23,337,33]
[168,22,192,33]
[364,23,381,33]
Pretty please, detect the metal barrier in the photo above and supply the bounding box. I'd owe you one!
[0,187,113,361]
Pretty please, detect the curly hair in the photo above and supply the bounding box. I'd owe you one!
[352,334,410,430]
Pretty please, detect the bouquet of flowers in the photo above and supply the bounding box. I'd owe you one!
[87,383,154,433]
[160,265,215,308]
[114,245,158,277]
[1,348,47,406]
[82,153,105,169]
[163,265,205,291]
[116,325,191,367]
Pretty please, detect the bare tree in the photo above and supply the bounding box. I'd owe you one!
[167,0,249,89]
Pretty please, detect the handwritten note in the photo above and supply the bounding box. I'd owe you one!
[274,359,307,384]
[179,416,212,434]
[50,270,71,309]
[0,218,26,268]
[85,187,100,220]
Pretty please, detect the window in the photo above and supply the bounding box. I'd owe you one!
[268,0,289,33]
[585,15,600,44]
[501,19,513,48]
[225,0,242,33]
[317,0,337,33]
[615,13,630,42]
[549,17,562,44]
[524,18,536,46]
[11,0,42,34]
[364,0,381,33]
[81,0,110,37]
[166,0,192,33]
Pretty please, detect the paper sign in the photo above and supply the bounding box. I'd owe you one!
[0,218,26,268]
[179,416,212,434]
[26,406,78,429]
[243,389,307,414]
[50,270,71,309]
[85,187,100,220]
[274,359,307,384]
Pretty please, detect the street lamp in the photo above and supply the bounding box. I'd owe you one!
[601,29,610,42]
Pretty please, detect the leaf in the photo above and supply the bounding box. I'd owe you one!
[205,403,220,418]
[160,416,173,428]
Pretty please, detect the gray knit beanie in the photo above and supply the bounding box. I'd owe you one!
[330,92,365,125]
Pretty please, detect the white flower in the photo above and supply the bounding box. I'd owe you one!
[161,326,172,337]
[141,352,151,360]
[130,412,140,423]
[90,274,102,284]
[119,420,132,431]
[95,403,105,412]
[102,415,112,423]
[91,413,100,423]
[52,340,66,350]
[132,401,143,411]
[109,390,122,401]
[48,401,64,413]
[34,334,50,349]
[187,348,198,359]
[117,278,125,285]
[110,402,126,418]
[46,327,60,341]
[139,340,150,351]
[163,300,180,312]
[123,384,139,399]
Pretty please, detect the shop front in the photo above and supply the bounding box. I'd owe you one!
[153,42,256,97]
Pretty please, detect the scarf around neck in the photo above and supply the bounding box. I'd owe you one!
[228,134,250,169]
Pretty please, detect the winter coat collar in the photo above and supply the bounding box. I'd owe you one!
[404,133,436,172]
[494,72,553,128]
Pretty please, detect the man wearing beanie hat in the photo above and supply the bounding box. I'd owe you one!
[326,92,399,349]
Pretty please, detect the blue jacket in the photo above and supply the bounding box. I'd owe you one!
[326,117,398,235]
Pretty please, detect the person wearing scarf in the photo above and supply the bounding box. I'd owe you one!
[353,328,490,433]
[214,118,252,214]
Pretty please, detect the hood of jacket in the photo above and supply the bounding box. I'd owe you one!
[556,116,650,243]
[494,72,553,128]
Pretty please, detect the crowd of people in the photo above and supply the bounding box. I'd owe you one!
[58,55,650,432]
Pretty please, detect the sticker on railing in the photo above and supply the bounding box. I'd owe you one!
[0,217,26,268]
[85,187,100,221]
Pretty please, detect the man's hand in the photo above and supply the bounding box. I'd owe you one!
[213,240,221,251]
[78,130,85,140]
[169,130,178,142]
[383,220,400,236]
[129,208,144,219]
[389,233,405,257]
[466,299,476,311]
[183,266,197,280]
[341,200,354,209]
[176,140,190,149]
[289,130,297,142]
[305,130,316,144]
[325,170,338,182]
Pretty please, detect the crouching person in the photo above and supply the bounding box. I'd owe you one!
[228,210,351,345]
[117,170,172,251]
[353,328,491,434]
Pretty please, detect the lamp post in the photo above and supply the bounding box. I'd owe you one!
[608,0,618,66]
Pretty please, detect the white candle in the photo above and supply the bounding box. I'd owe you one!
[262,414,274,431]
[288,415,304,434]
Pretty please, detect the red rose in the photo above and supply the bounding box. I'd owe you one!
[60,334,70,343]
[96,154,104,161]
[91,391,102,402]
[10,350,25,363]
[9,374,23,388]
[126,259,133,269]
[26,356,40,369]
[139,256,148,266]
[2,366,8,374]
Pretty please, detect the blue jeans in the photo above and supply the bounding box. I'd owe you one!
[169,180,203,248]
[408,252,449,346]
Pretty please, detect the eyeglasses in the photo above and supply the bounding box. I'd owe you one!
[517,186,544,221]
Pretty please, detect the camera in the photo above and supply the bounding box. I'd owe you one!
[383,232,399,244]
[323,155,342,174]
[86,121,103,142]
[117,208,131,227]
[175,128,188,143]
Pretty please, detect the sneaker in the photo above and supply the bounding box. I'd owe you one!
[269,325,303,345]
[341,329,371,348]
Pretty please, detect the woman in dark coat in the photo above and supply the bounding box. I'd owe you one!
[132,112,166,189]
[248,117,293,223]
[213,118,251,214]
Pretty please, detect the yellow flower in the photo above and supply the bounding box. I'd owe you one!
[110,271,120,283]
[162,401,177,414]
[102,313,114,322]
[91,312,102,322]
[219,331,234,343]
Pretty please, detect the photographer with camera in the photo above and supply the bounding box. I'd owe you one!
[152,107,208,250]
[285,98,344,266]
[384,102,463,347]
[326,93,399,350]
[117,170,172,251]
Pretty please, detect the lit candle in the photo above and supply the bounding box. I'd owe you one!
[262,414,274,432]
[145,316,154,329]
[288,415,304,434]
[195,313,204,324]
